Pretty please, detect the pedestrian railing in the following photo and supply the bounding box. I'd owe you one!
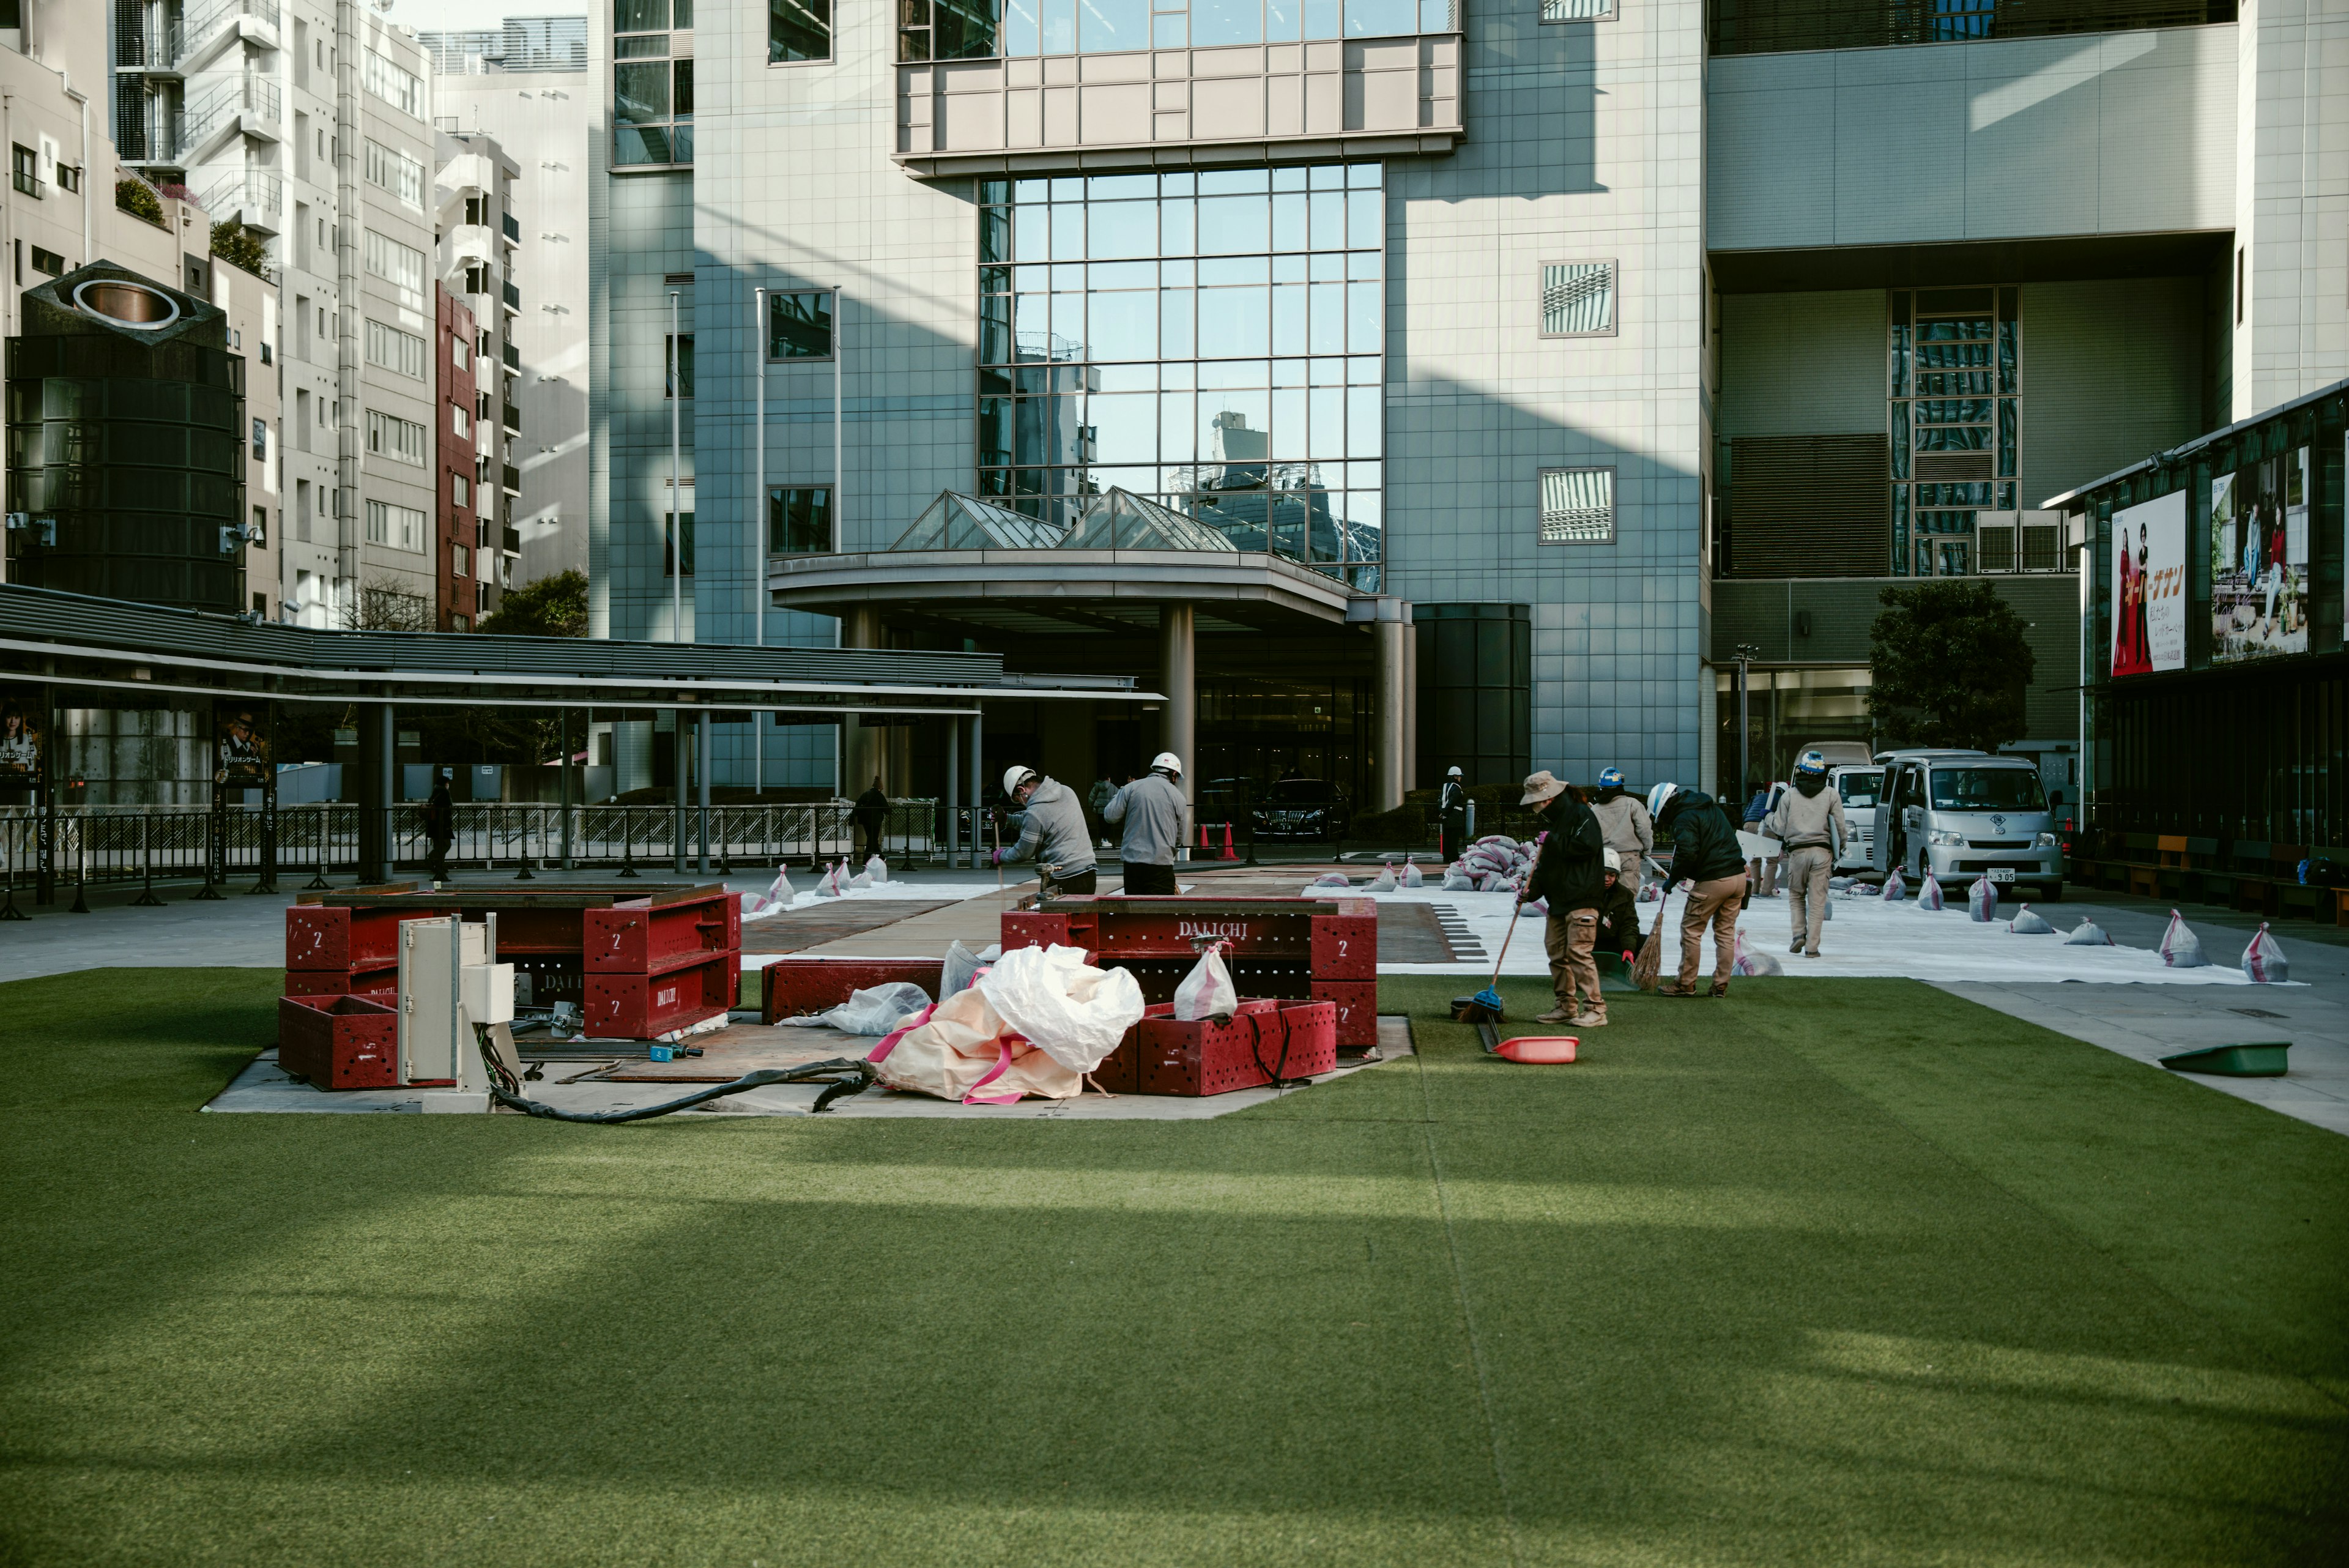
[0,800,958,902]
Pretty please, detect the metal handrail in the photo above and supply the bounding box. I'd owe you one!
[176,72,281,156]
[175,0,283,67]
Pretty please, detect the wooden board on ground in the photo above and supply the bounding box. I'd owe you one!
[741,901,948,954]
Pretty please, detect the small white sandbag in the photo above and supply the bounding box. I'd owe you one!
[1967,875,1997,922]
[1731,929,1783,976]
[2008,904,2055,934]
[1401,859,1424,888]
[1367,866,1397,891]
[1917,871,1945,912]
[1442,863,1475,891]
[1171,942,1238,1022]
[2158,909,2210,968]
[2241,923,2288,983]
[864,853,889,883]
[2063,919,2113,946]
[1881,869,1906,903]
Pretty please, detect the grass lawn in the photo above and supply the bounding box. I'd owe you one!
[2,968,2343,1566]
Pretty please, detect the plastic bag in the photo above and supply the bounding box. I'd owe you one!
[1401,860,1424,888]
[813,861,845,898]
[741,864,795,921]
[864,853,889,884]
[1967,875,1997,922]
[1637,880,1662,903]
[2008,904,2055,934]
[2063,919,2113,946]
[1310,872,1351,888]
[1367,866,1397,892]
[940,938,999,998]
[1442,863,1475,891]
[2241,923,2288,983]
[848,869,875,890]
[867,986,1079,1104]
[1917,871,1945,912]
[778,980,933,1034]
[1731,929,1783,976]
[1521,896,1548,916]
[976,943,1146,1074]
[1881,869,1906,902]
[2158,909,2210,968]
[1172,943,1239,1022]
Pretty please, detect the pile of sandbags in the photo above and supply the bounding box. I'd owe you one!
[1453,834,1535,894]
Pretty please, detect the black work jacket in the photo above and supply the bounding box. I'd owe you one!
[1526,795,1605,912]
[1659,790,1746,884]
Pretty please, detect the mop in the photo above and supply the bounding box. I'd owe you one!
[1454,837,1542,1027]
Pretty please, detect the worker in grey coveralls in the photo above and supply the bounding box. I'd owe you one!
[1587,765,1654,895]
[1105,751,1186,896]
[992,765,1099,894]
[1761,750,1850,958]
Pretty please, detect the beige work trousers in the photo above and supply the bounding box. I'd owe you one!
[1678,875,1745,992]
[1783,845,1834,956]
[1543,907,1603,1017]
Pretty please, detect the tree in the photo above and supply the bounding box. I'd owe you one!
[209,218,270,278]
[473,568,587,638]
[340,576,434,632]
[1867,580,2036,752]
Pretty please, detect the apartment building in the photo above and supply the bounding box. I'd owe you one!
[432,282,478,626]
[432,125,522,609]
[207,247,283,616]
[420,18,591,589]
[114,0,440,626]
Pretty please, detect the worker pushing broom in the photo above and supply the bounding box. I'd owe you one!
[1456,771,1610,1029]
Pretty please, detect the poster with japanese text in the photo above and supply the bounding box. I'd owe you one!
[0,689,43,784]
[2209,447,2308,663]
[2110,489,2186,675]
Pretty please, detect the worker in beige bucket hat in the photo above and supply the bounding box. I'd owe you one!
[1517,770,1608,1026]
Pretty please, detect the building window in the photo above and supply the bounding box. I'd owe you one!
[993,0,1444,53]
[11,144,39,198]
[1539,261,1615,336]
[56,163,80,193]
[895,0,983,61]
[454,541,470,576]
[767,292,832,359]
[453,335,470,371]
[365,318,428,379]
[366,499,427,550]
[768,485,833,552]
[29,245,64,277]
[454,473,471,508]
[666,332,695,396]
[363,48,425,117]
[363,229,426,310]
[454,404,470,437]
[1538,466,1614,543]
[664,510,694,576]
[251,506,269,547]
[1888,286,2018,576]
[363,138,426,210]
[973,164,1386,585]
[366,409,428,466]
[615,5,694,165]
[1540,0,1612,14]
[773,0,831,61]
[260,341,273,365]
[251,418,268,460]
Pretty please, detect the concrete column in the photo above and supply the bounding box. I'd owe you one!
[670,711,688,874]
[1402,617,1418,794]
[1373,616,1407,814]
[1159,601,1195,794]
[357,702,391,883]
[946,714,960,868]
[841,605,885,796]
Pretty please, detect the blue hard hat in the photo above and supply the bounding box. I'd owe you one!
[1794,749,1828,777]
[1598,767,1626,789]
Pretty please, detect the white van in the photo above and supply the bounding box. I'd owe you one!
[1871,749,2063,901]
[1828,765,1882,873]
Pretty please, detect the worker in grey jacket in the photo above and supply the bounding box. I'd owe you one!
[1105,751,1187,895]
[992,766,1098,894]
[1587,766,1654,894]
[1761,750,1850,958]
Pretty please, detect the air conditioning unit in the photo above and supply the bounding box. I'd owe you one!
[1973,510,2065,573]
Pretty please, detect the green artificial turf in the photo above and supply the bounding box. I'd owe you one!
[2,968,2344,1567]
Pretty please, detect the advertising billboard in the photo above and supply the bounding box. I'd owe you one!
[0,689,43,786]
[2210,447,2309,663]
[2110,488,2186,676]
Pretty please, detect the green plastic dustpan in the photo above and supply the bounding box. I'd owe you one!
[2159,1042,2290,1078]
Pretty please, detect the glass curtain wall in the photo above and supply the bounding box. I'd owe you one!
[1888,286,2018,576]
[613,0,693,166]
[905,0,1453,59]
[977,164,1386,588]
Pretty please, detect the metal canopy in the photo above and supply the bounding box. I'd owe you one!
[0,583,1159,712]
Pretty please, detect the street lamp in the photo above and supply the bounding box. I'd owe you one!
[1733,642,1762,804]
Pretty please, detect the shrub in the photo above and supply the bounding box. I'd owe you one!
[116,176,163,224]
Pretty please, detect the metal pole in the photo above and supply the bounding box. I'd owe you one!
[753,286,765,800]
[559,707,574,871]
[1736,653,1752,804]
[670,288,683,646]
[833,285,843,548]
[946,713,959,869]
[697,712,712,876]
[133,809,164,905]
[671,710,688,874]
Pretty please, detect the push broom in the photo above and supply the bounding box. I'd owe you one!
[1453,836,1542,1027]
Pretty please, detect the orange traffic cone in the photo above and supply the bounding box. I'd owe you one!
[1220,823,1238,861]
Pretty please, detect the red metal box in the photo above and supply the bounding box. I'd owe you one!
[1309,911,1377,979]
[1276,1000,1340,1077]
[284,902,453,972]
[1310,979,1378,1050]
[283,966,398,1006]
[582,891,736,974]
[277,994,399,1090]
[1137,999,1290,1097]
[584,955,739,1039]
[761,958,944,1024]
[1000,911,1072,951]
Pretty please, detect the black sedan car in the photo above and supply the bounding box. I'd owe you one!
[1249,776,1352,841]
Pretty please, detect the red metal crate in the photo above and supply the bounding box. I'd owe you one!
[1001,910,1072,951]
[582,890,737,973]
[1276,1001,1339,1077]
[277,994,399,1090]
[1309,911,1376,979]
[583,954,739,1038]
[1310,979,1378,1050]
[1137,999,1291,1096]
[283,966,399,1006]
[761,958,945,1024]
[284,902,453,972]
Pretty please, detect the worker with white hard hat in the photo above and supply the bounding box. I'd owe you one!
[1105,751,1187,895]
[1439,764,1469,860]
[993,764,1098,894]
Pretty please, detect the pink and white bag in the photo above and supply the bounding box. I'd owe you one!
[2158,909,2210,968]
[2240,923,2288,983]
[1967,875,1997,922]
[1917,871,1945,911]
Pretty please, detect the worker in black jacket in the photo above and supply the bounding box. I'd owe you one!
[1649,784,1748,998]
[1520,771,1608,1027]
[1594,849,1642,964]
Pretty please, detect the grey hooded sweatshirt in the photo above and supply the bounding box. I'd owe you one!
[1105,771,1187,866]
[1001,778,1097,874]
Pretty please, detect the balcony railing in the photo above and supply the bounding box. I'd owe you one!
[174,0,283,69]
[500,341,519,371]
[501,403,521,433]
[501,280,521,311]
[117,19,185,69]
[502,212,521,241]
[198,169,285,222]
[175,72,281,156]
[501,463,522,494]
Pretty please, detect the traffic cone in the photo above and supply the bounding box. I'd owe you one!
[1220,823,1238,861]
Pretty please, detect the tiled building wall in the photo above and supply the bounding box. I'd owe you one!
[600,171,696,646]
[1384,0,1707,790]
[2233,0,2349,419]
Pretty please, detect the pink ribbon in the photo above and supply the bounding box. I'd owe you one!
[962,1033,1029,1104]
[866,1004,934,1065]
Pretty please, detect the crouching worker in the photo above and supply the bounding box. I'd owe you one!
[1762,749,1848,959]
[991,765,1098,894]
[1520,770,1607,1027]
[1648,782,1748,998]
[1595,849,1642,967]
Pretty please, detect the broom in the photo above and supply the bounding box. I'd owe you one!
[1633,874,1669,992]
[1453,837,1542,1025]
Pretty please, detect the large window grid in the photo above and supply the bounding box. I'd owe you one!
[898,0,1453,60]
[615,0,693,166]
[977,164,1386,589]
[1888,286,2018,577]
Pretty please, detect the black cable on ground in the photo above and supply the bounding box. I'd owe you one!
[488,1058,877,1123]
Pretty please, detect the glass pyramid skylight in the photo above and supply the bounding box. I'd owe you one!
[889,492,1072,551]
[1060,489,1239,552]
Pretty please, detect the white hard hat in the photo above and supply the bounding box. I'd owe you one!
[1447,765,1463,777]
[1001,765,1038,798]
[1151,751,1182,776]
[1602,848,1621,873]
[1647,782,1680,820]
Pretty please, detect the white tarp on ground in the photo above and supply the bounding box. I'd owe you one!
[1364,885,2283,987]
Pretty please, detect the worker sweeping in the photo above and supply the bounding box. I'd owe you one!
[1587,766,1653,897]
[1518,770,1607,1027]
[1647,782,1748,998]
[991,765,1099,894]
[1762,749,1849,959]
[1105,752,1187,896]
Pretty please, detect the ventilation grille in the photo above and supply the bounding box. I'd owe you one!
[1726,434,1888,578]
[1914,450,1994,482]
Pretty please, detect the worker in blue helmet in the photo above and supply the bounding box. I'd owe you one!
[1587,765,1653,898]
[1761,749,1849,958]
